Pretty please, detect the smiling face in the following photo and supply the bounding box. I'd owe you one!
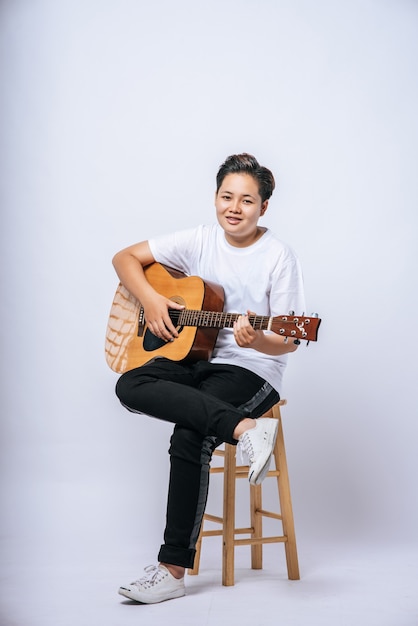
[215,173,269,247]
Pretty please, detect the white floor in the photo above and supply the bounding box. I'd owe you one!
[1,533,417,626]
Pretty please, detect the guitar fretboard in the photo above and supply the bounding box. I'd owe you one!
[175,310,272,331]
[137,304,319,341]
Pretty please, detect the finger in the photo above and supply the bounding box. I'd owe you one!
[234,321,249,346]
[238,315,253,334]
[162,313,180,339]
[148,319,171,341]
[166,301,185,338]
[156,319,176,341]
[234,314,247,331]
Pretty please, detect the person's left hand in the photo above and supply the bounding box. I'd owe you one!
[233,310,263,348]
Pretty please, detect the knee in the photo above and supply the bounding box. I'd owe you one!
[115,369,140,406]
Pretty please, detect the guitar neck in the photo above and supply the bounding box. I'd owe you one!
[172,309,321,342]
[178,310,271,330]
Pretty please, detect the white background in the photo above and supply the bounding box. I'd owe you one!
[1,1,418,624]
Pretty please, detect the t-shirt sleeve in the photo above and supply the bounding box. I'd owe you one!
[148,226,203,275]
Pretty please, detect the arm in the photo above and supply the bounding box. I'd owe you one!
[233,311,299,355]
[112,241,183,341]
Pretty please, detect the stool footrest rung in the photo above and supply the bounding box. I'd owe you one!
[235,469,280,479]
[203,513,223,524]
[201,529,223,537]
[256,508,283,521]
[234,535,287,547]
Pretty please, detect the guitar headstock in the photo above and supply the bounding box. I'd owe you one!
[271,314,321,342]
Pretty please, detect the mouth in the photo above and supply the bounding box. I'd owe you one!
[225,216,242,225]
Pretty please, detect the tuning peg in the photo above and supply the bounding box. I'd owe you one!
[288,310,295,315]
[311,312,319,318]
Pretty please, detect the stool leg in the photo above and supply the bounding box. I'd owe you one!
[222,444,237,586]
[250,484,263,569]
[273,405,300,580]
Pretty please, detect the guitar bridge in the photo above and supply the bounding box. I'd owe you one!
[138,306,145,337]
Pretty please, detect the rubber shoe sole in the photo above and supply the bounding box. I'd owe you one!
[118,584,185,604]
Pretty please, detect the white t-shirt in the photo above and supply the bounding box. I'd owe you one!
[148,224,306,394]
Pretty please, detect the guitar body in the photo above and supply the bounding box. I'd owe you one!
[105,263,225,373]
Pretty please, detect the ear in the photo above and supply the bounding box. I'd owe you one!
[260,200,269,216]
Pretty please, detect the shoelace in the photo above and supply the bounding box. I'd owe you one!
[132,565,167,589]
[237,431,255,465]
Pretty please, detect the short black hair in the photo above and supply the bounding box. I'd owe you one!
[216,153,275,202]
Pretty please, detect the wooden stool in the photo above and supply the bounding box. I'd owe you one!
[188,399,300,586]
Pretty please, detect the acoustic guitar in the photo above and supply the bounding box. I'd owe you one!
[105,262,321,373]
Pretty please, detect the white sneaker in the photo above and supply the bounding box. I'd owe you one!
[238,418,278,485]
[118,564,185,604]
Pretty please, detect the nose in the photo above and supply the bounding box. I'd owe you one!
[229,200,241,213]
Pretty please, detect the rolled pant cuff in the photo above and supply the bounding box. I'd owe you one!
[158,544,196,569]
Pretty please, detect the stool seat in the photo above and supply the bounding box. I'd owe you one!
[188,400,300,586]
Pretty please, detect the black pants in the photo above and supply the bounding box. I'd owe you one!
[115,358,280,568]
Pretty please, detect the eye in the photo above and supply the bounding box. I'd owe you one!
[222,195,231,201]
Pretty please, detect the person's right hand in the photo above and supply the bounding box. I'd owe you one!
[142,292,184,342]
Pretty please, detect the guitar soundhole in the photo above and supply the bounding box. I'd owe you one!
[143,309,184,353]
